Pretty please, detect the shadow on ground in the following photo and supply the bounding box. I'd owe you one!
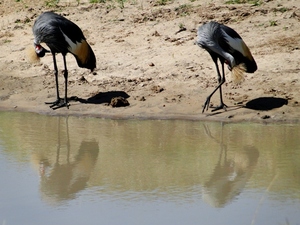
[244,97,288,110]
[70,91,130,105]
[206,97,288,116]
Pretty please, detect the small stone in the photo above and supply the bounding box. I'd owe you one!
[139,96,146,101]
[110,97,129,107]
[261,115,270,119]
[151,85,164,93]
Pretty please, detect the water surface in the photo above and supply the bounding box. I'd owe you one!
[0,112,300,225]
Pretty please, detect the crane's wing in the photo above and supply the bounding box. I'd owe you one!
[52,13,96,71]
[220,24,257,73]
[220,24,242,39]
[54,16,86,44]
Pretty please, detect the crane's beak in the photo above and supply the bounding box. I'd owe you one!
[34,44,50,57]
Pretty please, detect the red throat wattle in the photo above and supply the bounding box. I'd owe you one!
[35,44,45,55]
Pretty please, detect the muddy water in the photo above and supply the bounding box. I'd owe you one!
[0,111,300,225]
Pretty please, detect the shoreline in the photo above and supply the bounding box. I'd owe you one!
[0,103,298,124]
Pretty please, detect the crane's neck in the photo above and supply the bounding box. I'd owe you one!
[211,44,236,69]
[222,52,236,70]
[198,34,236,69]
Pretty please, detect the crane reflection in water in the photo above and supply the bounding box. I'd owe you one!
[37,117,99,204]
[202,123,259,208]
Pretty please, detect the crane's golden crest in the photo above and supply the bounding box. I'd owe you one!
[26,45,40,63]
[231,63,246,84]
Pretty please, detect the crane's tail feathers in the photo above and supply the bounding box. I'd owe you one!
[26,46,40,63]
[231,63,246,84]
[73,40,96,71]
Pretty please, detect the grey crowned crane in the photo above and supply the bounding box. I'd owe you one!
[32,11,96,109]
[196,21,257,113]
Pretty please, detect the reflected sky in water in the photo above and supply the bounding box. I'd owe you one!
[0,111,300,225]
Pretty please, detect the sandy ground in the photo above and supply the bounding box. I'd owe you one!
[0,0,300,122]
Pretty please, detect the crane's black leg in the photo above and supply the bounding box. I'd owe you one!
[51,55,70,110]
[202,58,227,113]
[45,52,68,110]
[212,61,227,112]
[62,55,69,108]
[45,53,64,107]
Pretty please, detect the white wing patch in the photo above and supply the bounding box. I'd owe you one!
[222,31,245,55]
[60,29,80,54]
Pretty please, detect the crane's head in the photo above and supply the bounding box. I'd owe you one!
[34,43,50,57]
[225,60,232,71]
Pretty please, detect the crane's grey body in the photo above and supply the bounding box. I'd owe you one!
[34,13,69,54]
[33,12,86,54]
[196,21,257,112]
[197,22,236,69]
[32,11,96,109]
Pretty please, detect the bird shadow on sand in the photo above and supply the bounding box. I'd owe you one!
[244,97,288,110]
[68,91,130,105]
[206,97,288,116]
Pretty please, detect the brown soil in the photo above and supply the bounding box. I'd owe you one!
[1,0,300,122]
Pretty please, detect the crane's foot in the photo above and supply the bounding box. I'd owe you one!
[45,98,70,110]
[211,103,227,112]
[202,97,227,113]
[202,97,212,113]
